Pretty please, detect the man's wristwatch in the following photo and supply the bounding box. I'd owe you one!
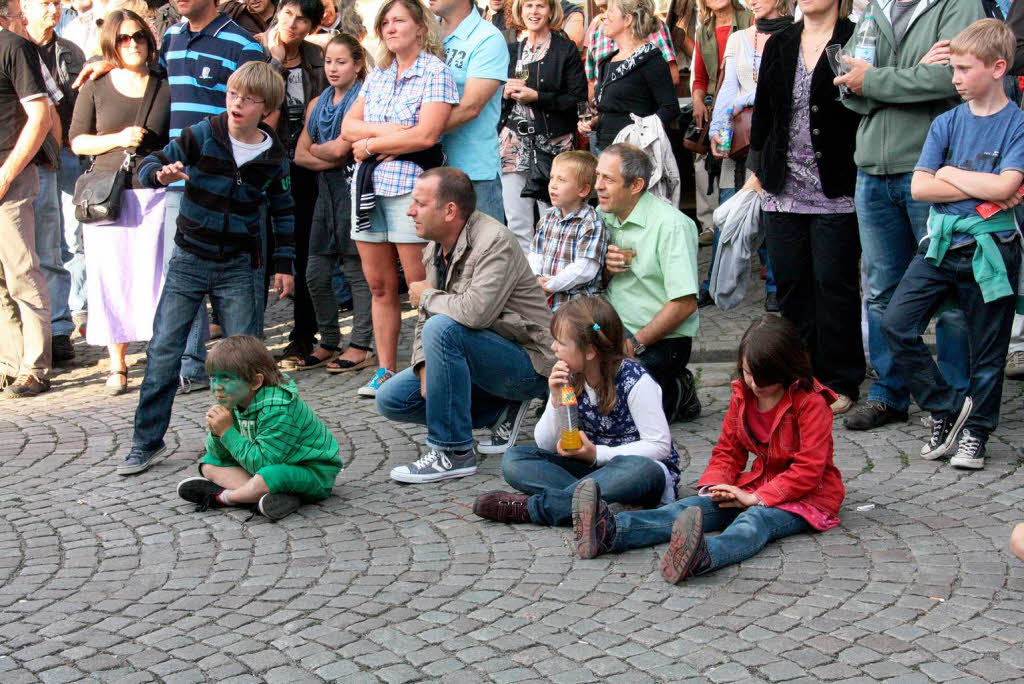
[627,332,646,356]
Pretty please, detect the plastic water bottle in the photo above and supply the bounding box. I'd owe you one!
[854,12,878,65]
[719,108,733,155]
[559,386,582,451]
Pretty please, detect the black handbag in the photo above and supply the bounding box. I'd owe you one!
[73,75,159,225]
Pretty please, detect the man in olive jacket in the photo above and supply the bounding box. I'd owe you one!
[835,0,982,432]
[377,167,554,485]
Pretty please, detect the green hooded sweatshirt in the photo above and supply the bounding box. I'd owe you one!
[205,378,342,499]
[842,0,984,176]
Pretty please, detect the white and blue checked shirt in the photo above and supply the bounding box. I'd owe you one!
[359,52,459,197]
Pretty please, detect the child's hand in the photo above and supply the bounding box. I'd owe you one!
[156,161,189,186]
[548,360,571,405]
[557,431,596,463]
[206,405,233,437]
[709,484,760,508]
[537,276,552,294]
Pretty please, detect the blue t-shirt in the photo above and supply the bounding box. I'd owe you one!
[440,9,508,181]
[916,100,1024,217]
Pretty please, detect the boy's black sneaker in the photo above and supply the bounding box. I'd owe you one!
[950,429,986,470]
[177,477,225,511]
[843,401,908,431]
[921,396,973,460]
[258,492,301,520]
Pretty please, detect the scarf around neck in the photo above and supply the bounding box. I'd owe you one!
[307,81,362,144]
[755,15,793,35]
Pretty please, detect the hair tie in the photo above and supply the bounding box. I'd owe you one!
[592,323,601,331]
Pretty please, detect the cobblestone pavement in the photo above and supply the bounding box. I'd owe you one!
[1,258,1023,683]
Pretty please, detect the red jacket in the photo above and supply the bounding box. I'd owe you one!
[697,378,846,517]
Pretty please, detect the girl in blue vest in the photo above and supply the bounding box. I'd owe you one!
[474,296,679,526]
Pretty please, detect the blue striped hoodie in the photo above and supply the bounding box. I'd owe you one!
[137,113,295,273]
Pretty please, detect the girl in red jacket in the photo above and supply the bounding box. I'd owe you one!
[572,315,846,584]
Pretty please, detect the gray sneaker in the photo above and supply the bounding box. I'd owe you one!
[477,400,530,454]
[117,445,168,475]
[177,376,209,395]
[1006,350,1024,380]
[949,429,986,470]
[390,447,477,483]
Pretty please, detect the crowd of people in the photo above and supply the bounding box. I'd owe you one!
[1,0,1024,574]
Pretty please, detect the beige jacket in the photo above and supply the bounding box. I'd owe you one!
[412,211,556,376]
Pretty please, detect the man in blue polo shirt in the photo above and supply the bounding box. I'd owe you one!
[431,0,508,222]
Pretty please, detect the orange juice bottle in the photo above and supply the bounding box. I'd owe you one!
[560,386,582,450]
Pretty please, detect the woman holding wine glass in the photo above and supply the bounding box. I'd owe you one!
[581,0,680,155]
[748,0,863,414]
[499,0,587,253]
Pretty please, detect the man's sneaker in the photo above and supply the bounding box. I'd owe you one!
[52,335,75,366]
[358,367,395,397]
[117,445,168,475]
[473,491,532,523]
[390,448,477,483]
[764,291,780,313]
[1006,350,1024,380]
[177,477,225,511]
[571,479,617,559]
[477,400,530,454]
[843,400,908,431]
[258,492,302,520]
[921,396,973,460]
[950,429,986,470]
[2,374,50,399]
[177,376,209,395]
[830,394,854,415]
[659,506,713,584]
[72,311,88,338]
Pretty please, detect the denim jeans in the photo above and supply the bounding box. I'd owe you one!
[162,192,212,381]
[59,150,86,314]
[856,171,970,410]
[473,176,506,224]
[611,495,810,572]
[34,165,73,337]
[882,238,1020,438]
[375,314,548,451]
[701,186,776,296]
[502,447,666,526]
[132,249,258,451]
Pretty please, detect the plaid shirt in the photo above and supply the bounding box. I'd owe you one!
[360,52,460,197]
[532,204,606,309]
[584,15,677,81]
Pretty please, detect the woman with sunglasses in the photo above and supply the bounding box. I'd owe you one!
[68,9,169,396]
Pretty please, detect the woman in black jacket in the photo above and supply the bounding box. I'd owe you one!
[582,0,680,154]
[747,0,863,414]
[500,0,587,253]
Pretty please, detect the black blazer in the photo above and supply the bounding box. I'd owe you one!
[748,19,861,198]
[503,32,587,138]
[595,46,680,149]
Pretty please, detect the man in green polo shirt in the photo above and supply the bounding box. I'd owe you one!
[598,143,699,420]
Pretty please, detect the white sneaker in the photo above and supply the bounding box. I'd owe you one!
[830,394,854,415]
[477,400,530,454]
[949,429,986,470]
[390,448,478,483]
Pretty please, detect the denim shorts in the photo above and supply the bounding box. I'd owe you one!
[352,193,424,244]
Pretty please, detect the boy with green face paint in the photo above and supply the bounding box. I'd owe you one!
[177,335,343,520]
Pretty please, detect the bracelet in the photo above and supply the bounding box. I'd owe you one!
[365,138,373,155]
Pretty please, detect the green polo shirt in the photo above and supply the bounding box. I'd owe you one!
[601,192,699,339]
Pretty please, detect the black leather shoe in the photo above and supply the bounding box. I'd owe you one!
[52,335,75,366]
[697,291,715,308]
[843,400,909,431]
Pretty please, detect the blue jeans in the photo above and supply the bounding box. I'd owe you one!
[473,177,506,224]
[611,495,810,573]
[375,314,547,451]
[58,150,86,314]
[882,238,1020,438]
[701,187,776,296]
[502,448,666,526]
[856,171,970,410]
[132,249,258,451]
[163,191,210,381]
[34,165,73,337]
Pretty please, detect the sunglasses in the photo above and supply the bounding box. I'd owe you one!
[116,30,148,46]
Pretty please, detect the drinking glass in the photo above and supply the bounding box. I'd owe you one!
[577,102,595,125]
[826,44,850,100]
[516,63,530,81]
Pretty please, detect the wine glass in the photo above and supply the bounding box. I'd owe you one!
[826,44,851,100]
[516,62,530,81]
[577,101,596,126]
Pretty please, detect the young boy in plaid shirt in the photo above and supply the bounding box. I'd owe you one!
[527,151,606,310]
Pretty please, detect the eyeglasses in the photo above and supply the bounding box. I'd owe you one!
[117,30,148,46]
[226,91,266,106]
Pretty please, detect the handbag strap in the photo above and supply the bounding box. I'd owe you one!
[127,74,160,156]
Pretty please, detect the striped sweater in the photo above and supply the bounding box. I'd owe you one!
[137,112,295,273]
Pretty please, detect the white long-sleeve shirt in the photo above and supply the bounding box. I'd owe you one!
[534,373,676,504]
